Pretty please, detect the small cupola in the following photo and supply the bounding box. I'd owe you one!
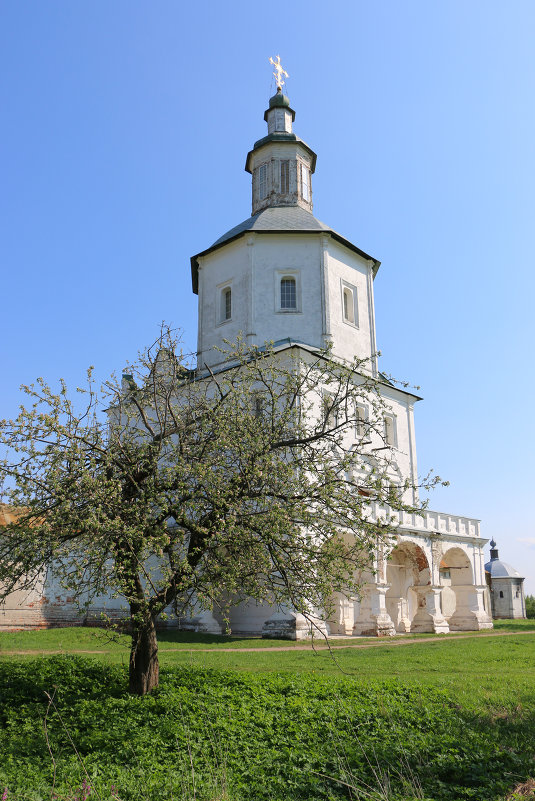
[245,58,317,216]
[264,88,295,134]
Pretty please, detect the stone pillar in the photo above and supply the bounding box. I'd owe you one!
[386,595,411,633]
[261,610,330,640]
[411,585,449,634]
[449,585,493,630]
[352,584,395,637]
[328,594,355,635]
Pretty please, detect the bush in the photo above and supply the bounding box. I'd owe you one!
[525,595,535,619]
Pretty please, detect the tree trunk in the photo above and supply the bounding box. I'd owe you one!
[129,615,159,695]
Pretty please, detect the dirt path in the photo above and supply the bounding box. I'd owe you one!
[1,628,534,656]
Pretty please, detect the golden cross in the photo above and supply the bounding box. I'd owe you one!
[269,55,289,90]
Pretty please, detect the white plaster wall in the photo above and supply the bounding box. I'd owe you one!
[378,388,418,491]
[492,579,525,618]
[197,234,327,368]
[252,235,324,346]
[197,238,251,369]
[197,234,385,377]
[228,598,278,634]
[325,239,376,366]
[0,568,126,630]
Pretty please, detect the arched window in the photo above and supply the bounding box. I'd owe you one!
[280,277,296,309]
[221,287,231,322]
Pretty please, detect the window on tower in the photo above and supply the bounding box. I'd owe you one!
[300,163,310,202]
[355,404,367,437]
[259,164,268,200]
[280,277,297,310]
[341,281,359,327]
[343,288,354,324]
[280,160,289,194]
[219,286,232,323]
[384,414,397,448]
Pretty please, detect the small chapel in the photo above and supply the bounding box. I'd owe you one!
[485,539,526,619]
[0,61,493,636]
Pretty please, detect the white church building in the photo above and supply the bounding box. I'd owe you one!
[184,78,492,638]
[0,72,493,637]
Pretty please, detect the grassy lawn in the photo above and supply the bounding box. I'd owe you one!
[1,622,535,801]
[0,617,533,656]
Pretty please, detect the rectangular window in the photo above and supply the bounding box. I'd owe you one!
[280,160,289,194]
[322,394,337,429]
[280,277,297,309]
[341,282,358,326]
[300,163,310,201]
[356,404,366,436]
[259,164,268,200]
[343,287,355,324]
[384,414,396,447]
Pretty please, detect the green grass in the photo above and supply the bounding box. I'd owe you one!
[0,617,532,657]
[1,624,535,801]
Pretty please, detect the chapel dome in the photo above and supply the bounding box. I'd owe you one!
[484,559,523,579]
[268,90,291,109]
[484,539,524,579]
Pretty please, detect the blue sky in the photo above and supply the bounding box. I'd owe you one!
[1,2,535,590]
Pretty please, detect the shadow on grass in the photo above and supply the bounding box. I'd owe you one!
[155,629,248,646]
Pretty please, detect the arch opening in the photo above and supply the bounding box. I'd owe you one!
[386,542,430,633]
[440,547,477,630]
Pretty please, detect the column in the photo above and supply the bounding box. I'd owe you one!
[411,585,449,634]
[352,583,396,637]
[449,585,493,630]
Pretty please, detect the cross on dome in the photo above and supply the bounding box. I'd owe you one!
[269,55,289,89]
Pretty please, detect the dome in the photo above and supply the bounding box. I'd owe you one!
[484,558,524,579]
[269,90,291,109]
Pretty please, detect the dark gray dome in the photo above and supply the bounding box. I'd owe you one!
[485,558,523,579]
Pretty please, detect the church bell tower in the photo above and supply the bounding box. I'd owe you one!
[190,60,381,373]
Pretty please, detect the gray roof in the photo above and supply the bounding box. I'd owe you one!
[485,558,524,579]
[190,206,380,294]
[212,206,331,246]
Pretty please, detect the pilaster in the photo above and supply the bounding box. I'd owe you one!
[246,235,256,343]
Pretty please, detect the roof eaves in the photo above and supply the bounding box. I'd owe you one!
[190,229,380,294]
[245,134,317,174]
